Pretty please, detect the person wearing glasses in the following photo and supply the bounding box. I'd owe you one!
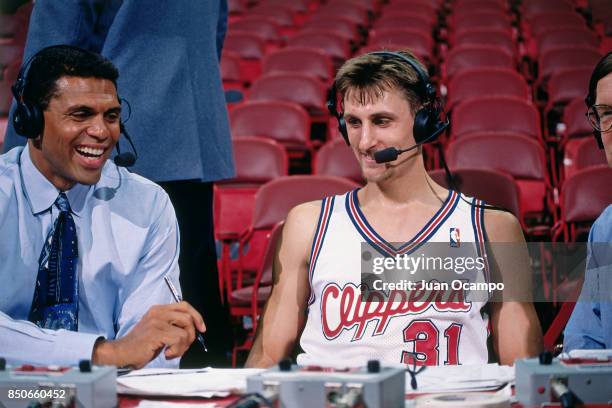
[564,52,612,351]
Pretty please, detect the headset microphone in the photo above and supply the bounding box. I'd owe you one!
[113,123,137,167]
[374,120,449,163]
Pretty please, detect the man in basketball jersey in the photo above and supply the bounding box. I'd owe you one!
[246,51,542,368]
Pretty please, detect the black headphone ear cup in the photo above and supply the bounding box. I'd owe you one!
[13,101,44,138]
[338,116,350,146]
[413,107,435,143]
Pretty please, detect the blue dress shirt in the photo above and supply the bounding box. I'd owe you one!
[0,146,181,367]
[564,205,612,351]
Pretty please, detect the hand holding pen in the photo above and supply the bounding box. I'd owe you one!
[164,275,208,352]
[92,278,207,369]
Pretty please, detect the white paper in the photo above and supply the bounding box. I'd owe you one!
[117,367,265,398]
[405,364,514,395]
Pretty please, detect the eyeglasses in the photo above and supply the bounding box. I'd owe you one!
[586,104,612,132]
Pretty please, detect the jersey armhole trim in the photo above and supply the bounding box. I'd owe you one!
[307,196,335,306]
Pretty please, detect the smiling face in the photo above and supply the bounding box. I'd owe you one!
[28,76,121,191]
[596,72,612,166]
[343,87,418,183]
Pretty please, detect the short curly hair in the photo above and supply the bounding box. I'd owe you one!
[22,45,119,111]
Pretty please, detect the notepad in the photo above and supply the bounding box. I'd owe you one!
[117,367,265,398]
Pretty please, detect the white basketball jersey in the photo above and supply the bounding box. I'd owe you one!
[297,189,490,367]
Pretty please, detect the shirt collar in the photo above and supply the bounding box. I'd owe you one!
[21,145,90,217]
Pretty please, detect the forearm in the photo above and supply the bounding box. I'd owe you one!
[492,302,543,365]
[0,312,100,366]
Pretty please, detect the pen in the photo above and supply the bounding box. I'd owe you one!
[163,275,208,352]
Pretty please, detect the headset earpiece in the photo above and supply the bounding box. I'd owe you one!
[12,97,44,138]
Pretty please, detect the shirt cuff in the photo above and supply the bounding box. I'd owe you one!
[51,330,102,365]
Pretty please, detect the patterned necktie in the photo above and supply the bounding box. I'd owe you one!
[29,193,79,330]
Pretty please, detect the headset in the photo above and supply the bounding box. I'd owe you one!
[11,44,137,167]
[585,51,612,150]
[327,50,510,214]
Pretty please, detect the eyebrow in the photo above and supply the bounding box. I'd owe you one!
[66,104,122,114]
[343,111,398,119]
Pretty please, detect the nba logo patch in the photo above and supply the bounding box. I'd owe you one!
[450,228,460,247]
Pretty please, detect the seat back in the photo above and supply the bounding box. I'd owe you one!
[561,97,593,139]
[262,47,334,83]
[302,16,359,42]
[451,96,541,140]
[220,51,242,83]
[314,139,363,183]
[538,47,601,80]
[249,73,326,113]
[287,31,351,61]
[546,68,592,107]
[562,167,612,223]
[537,28,599,56]
[224,32,266,59]
[529,12,586,38]
[453,28,515,53]
[229,16,281,44]
[252,175,360,229]
[230,101,311,146]
[429,168,520,217]
[446,133,548,181]
[445,45,514,79]
[229,136,288,184]
[374,14,433,33]
[368,28,433,59]
[447,68,529,111]
[575,138,608,173]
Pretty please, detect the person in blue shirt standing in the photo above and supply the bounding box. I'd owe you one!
[0,45,206,368]
[564,52,612,351]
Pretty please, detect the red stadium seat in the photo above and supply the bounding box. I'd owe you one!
[451,12,512,34]
[521,0,574,22]
[444,45,514,81]
[536,28,599,57]
[552,166,612,242]
[559,98,593,140]
[380,4,438,25]
[367,28,434,62]
[229,16,282,50]
[446,133,553,233]
[302,16,360,43]
[446,68,530,111]
[230,101,312,151]
[543,68,592,136]
[374,14,434,34]
[451,96,541,140]
[453,29,516,56]
[229,221,283,366]
[249,73,327,116]
[313,3,369,27]
[287,31,351,65]
[453,0,506,13]
[313,139,363,183]
[223,32,266,83]
[537,47,601,83]
[563,137,607,180]
[220,51,245,93]
[262,47,334,83]
[0,14,17,39]
[249,4,296,28]
[227,136,289,185]
[528,12,587,39]
[428,168,521,219]
[358,43,432,66]
[233,175,360,315]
